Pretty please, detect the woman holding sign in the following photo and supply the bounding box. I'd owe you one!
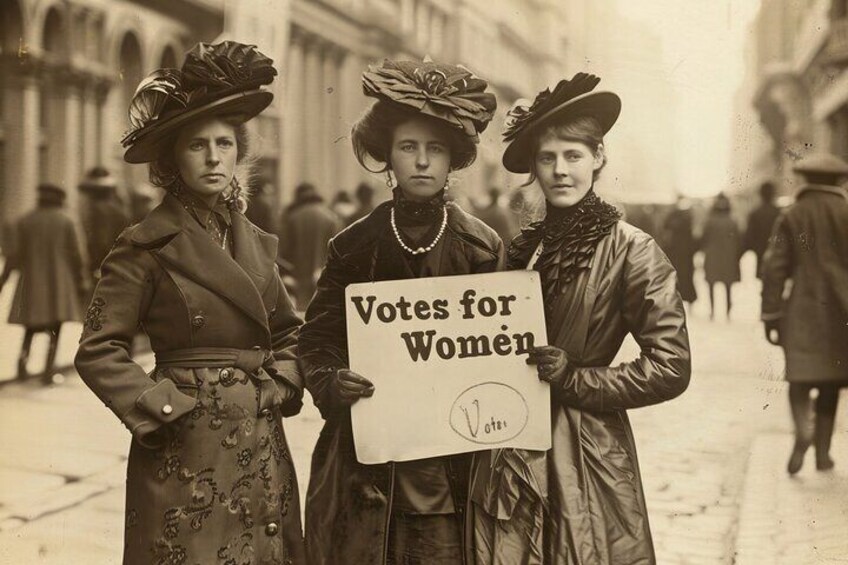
[472,74,692,563]
[298,58,502,564]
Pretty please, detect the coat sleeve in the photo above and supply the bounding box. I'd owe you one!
[297,239,355,419]
[556,234,691,411]
[760,213,792,322]
[268,265,305,417]
[74,231,196,448]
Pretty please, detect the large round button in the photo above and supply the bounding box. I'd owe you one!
[259,408,271,418]
[191,315,205,328]
[265,522,279,536]
[220,368,231,379]
[162,404,173,415]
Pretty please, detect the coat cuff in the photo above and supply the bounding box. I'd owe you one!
[127,379,197,447]
[271,359,304,417]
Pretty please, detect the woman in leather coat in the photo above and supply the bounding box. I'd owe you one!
[297,58,502,565]
[472,73,691,565]
[75,42,305,564]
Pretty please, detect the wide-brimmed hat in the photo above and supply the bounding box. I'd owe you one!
[502,73,621,174]
[37,183,66,204]
[361,58,497,142]
[79,166,118,194]
[122,41,277,164]
[792,152,848,176]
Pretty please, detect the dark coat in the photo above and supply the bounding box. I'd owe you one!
[660,207,697,302]
[744,201,780,278]
[761,184,848,384]
[83,198,131,276]
[279,196,342,309]
[7,205,88,328]
[297,201,504,565]
[701,211,741,284]
[474,222,690,565]
[75,193,306,564]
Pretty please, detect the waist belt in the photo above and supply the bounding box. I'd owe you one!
[155,347,283,415]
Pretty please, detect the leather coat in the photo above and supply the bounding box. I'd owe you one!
[297,200,504,565]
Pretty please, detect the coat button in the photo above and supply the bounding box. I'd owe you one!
[252,345,261,351]
[191,315,205,328]
[220,368,231,379]
[259,408,271,418]
[162,404,173,415]
[265,522,279,536]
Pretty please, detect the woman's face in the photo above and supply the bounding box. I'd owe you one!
[534,135,603,208]
[174,118,238,203]
[389,117,451,201]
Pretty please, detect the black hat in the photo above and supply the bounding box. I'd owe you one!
[79,166,118,194]
[361,58,497,142]
[792,152,848,176]
[122,41,277,164]
[37,183,66,204]
[502,73,621,174]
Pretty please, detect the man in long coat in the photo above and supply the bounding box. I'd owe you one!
[79,167,131,283]
[761,152,848,474]
[0,184,89,383]
[744,181,781,279]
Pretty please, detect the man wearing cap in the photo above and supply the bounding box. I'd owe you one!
[0,184,89,384]
[761,152,848,475]
[79,166,131,284]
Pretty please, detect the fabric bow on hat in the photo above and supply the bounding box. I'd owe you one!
[362,59,496,141]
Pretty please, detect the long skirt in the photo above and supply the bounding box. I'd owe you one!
[123,366,304,564]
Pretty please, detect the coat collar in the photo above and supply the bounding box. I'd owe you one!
[130,193,278,332]
[798,184,848,200]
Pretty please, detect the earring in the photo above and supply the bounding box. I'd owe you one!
[386,170,395,188]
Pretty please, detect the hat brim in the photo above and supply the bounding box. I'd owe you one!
[502,91,621,174]
[123,90,273,164]
[793,164,848,176]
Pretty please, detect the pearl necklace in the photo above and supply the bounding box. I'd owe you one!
[390,206,448,255]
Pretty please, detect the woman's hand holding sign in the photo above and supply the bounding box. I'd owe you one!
[526,345,569,386]
[332,369,375,406]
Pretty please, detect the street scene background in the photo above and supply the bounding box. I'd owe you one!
[3,0,848,563]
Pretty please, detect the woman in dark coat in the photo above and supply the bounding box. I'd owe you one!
[762,152,848,475]
[700,193,742,320]
[297,59,502,565]
[660,197,698,305]
[472,73,691,564]
[74,42,306,564]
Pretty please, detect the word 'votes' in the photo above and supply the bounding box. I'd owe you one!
[350,290,518,324]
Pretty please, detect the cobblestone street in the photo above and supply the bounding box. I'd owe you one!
[1,258,847,563]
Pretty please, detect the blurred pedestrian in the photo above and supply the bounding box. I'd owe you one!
[330,189,356,224]
[347,181,376,225]
[475,186,519,246]
[660,196,698,305]
[245,176,279,235]
[79,166,131,283]
[298,57,500,565]
[700,192,741,320]
[761,152,848,475]
[74,41,305,564]
[0,183,89,384]
[476,72,690,564]
[743,180,781,279]
[279,182,341,310]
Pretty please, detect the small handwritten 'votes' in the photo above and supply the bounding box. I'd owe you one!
[449,382,528,445]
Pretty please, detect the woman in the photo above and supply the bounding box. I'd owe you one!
[701,192,742,320]
[474,73,691,564]
[660,196,698,306]
[297,58,501,565]
[75,42,305,564]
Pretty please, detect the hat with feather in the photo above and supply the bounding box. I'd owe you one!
[121,41,277,164]
[502,73,621,174]
[361,58,497,143]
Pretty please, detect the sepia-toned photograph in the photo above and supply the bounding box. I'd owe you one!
[1,0,847,563]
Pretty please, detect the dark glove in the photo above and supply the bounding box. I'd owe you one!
[331,369,375,406]
[526,345,569,386]
[764,319,782,346]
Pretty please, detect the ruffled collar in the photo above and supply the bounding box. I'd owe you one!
[392,187,446,226]
[507,190,621,299]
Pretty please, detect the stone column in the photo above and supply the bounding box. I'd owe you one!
[46,69,84,213]
[282,29,306,205]
[303,38,324,188]
[338,51,365,189]
[321,46,340,194]
[3,71,42,224]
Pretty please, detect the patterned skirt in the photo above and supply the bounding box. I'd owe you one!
[123,365,304,565]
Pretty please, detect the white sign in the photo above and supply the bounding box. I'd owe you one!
[346,271,551,464]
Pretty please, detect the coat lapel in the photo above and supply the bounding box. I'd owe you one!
[131,194,271,332]
[231,212,278,298]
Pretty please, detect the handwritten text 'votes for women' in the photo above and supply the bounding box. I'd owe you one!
[344,272,551,463]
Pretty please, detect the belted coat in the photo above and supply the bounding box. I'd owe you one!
[297,200,504,565]
[75,193,306,564]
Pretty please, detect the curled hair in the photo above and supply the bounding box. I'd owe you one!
[523,116,607,187]
[148,115,253,209]
[351,100,477,173]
